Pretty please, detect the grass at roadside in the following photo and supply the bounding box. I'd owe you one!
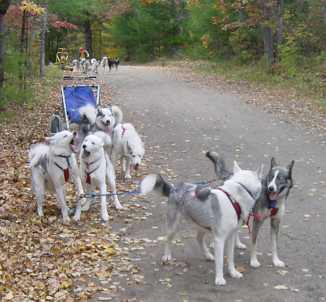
[156,58,326,111]
[0,65,63,123]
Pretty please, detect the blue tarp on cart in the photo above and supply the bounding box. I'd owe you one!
[64,86,96,123]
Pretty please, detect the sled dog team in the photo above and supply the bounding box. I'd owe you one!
[29,104,295,286]
[29,104,144,224]
[72,56,120,74]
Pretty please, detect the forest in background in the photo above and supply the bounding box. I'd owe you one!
[0,0,325,111]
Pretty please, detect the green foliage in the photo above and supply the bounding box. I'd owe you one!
[1,48,33,109]
[182,0,230,59]
[110,0,181,61]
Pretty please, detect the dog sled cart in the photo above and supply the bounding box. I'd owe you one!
[50,76,100,134]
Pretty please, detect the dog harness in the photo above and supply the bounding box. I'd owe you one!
[54,154,71,182]
[251,198,279,222]
[84,157,101,184]
[121,125,127,137]
[216,187,242,221]
[246,198,279,233]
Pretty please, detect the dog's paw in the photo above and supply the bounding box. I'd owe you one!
[101,213,109,223]
[161,254,172,264]
[81,202,91,212]
[236,241,247,250]
[250,258,261,268]
[273,258,285,267]
[114,201,124,210]
[230,269,243,279]
[124,174,132,180]
[215,276,226,286]
[62,217,71,225]
[72,212,81,222]
[204,253,215,261]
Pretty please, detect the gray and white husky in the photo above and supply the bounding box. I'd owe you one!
[140,162,263,286]
[206,152,295,268]
[29,130,85,223]
[250,158,295,268]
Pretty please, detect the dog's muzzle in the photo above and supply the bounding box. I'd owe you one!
[82,145,90,157]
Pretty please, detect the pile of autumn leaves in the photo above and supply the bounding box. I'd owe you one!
[0,80,146,301]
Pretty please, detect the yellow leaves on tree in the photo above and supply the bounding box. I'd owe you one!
[20,0,45,16]
[201,33,210,49]
[140,0,160,6]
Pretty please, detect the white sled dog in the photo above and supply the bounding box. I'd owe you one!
[76,134,110,222]
[29,130,85,223]
[75,105,124,209]
[111,123,145,179]
[140,162,263,286]
[90,58,99,74]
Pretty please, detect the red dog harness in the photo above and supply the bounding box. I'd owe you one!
[54,155,71,182]
[121,125,127,137]
[216,187,242,221]
[84,158,101,185]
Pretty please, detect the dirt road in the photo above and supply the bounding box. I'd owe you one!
[101,65,326,302]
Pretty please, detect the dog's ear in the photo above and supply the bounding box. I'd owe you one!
[286,160,295,199]
[256,164,264,180]
[270,157,277,169]
[233,161,241,174]
[287,160,295,177]
[97,108,104,117]
[80,114,89,123]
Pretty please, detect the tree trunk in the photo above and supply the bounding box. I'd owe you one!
[20,10,27,53]
[262,26,274,66]
[260,0,275,67]
[275,0,284,61]
[276,0,284,45]
[40,5,47,78]
[84,19,93,57]
[0,0,10,97]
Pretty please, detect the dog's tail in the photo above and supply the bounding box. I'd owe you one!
[112,105,123,125]
[29,144,49,168]
[206,151,232,181]
[139,174,173,197]
[79,104,97,125]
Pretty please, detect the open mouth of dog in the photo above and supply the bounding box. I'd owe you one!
[268,192,279,200]
[82,149,91,158]
[268,186,286,200]
[69,138,78,153]
[134,164,139,171]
